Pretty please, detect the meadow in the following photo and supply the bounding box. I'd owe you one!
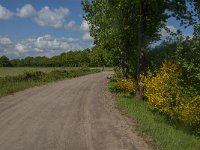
[0,67,76,77]
[0,67,101,97]
[0,67,112,77]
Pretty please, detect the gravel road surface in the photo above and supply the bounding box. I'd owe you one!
[0,72,152,150]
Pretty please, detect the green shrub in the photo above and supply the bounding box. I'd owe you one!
[19,71,46,81]
[140,61,200,135]
[176,26,200,94]
[113,67,121,78]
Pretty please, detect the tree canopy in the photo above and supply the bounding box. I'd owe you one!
[82,0,199,98]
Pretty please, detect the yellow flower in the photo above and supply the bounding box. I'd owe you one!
[116,79,136,94]
[139,60,200,131]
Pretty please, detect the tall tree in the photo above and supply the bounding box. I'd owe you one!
[82,0,195,99]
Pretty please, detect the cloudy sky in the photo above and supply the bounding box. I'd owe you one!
[0,0,93,59]
[0,0,194,59]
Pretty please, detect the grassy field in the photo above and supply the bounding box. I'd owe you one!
[108,80,200,150]
[0,67,71,77]
[0,67,112,77]
[0,67,101,97]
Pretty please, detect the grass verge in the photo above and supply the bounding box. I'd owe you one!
[0,68,101,97]
[108,80,200,150]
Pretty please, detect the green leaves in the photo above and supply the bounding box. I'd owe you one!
[82,0,198,84]
[0,56,11,67]
[176,26,200,93]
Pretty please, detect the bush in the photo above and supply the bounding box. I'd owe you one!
[176,95,200,134]
[113,67,121,78]
[140,61,200,134]
[139,61,179,117]
[20,71,46,81]
[116,79,136,94]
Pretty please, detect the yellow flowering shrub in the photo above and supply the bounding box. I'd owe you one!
[116,79,136,94]
[140,60,200,134]
[139,61,179,117]
[176,95,200,133]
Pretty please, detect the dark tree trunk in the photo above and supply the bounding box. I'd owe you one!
[120,47,129,79]
[120,50,125,78]
[135,0,147,100]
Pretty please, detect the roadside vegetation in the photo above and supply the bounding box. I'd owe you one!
[81,0,200,149]
[108,77,200,150]
[108,35,200,137]
[0,68,101,97]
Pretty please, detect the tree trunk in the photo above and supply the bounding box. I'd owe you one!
[120,45,129,79]
[124,45,129,79]
[135,0,147,100]
[120,50,125,78]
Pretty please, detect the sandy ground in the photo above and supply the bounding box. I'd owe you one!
[0,72,152,150]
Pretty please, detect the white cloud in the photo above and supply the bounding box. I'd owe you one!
[82,32,93,41]
[0,37,12,45]
[16,4,36,18]
[15,5,70,29]
[161,25,178,37]
[15,43,27,52]
[66,20,76,28]
[0,5,13,20]
[65,20,91,32]
[160,25,193,40]
[65,20,80,31]
[35,35,60,49]
[80,20,93,41]
[65,38,80,43]
[0,4,77,31]
[167,25,177,33]
[11,35,84,55]
[34,6,69,29]
[80,20,89,31]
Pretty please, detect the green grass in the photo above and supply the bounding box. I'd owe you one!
[108,81,200,150]
[0,67,62,77]
[89,67,113,71]
[0,67,112,77]
[0,68,101,97]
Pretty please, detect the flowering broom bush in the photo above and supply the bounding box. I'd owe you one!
[116,79,136,94]
[140,60,200,134]
[139,61,179,117]
[176,95,200,134]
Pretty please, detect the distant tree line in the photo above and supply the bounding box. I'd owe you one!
[0,47,114,67]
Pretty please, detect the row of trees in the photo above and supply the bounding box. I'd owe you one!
[82,0,200,99]
[0,47,114,67]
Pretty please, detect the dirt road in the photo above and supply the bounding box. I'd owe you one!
[0,72,152,150]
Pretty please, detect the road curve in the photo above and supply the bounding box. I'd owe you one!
[0,72,152,150]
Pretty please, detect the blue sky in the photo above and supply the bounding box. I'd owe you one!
[0,0,93,59]
[0,0,194,59]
